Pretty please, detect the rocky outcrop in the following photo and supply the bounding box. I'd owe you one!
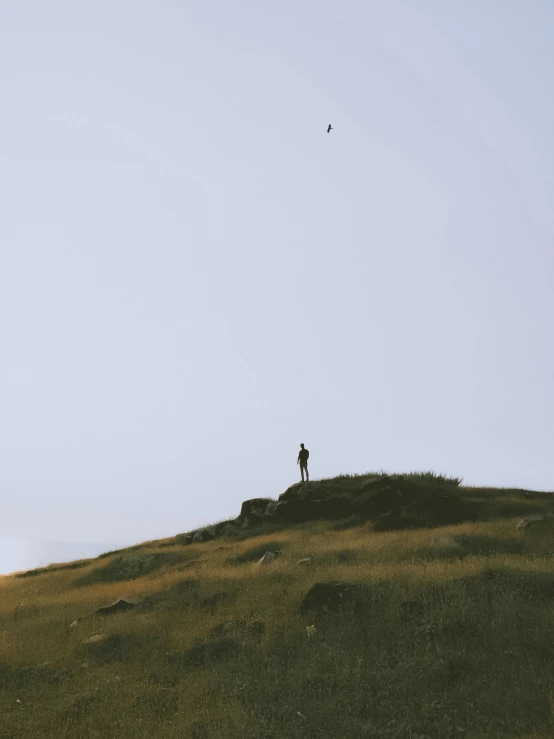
[175,474,479,544]
[239,498,274,523]
[266,475,475,531]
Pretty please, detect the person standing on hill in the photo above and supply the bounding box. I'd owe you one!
[297,443,310,482]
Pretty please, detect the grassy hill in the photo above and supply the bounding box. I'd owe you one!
[1,471,554,739]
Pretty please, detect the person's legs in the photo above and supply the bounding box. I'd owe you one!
[300,464,305,482]
[305,465,309,482]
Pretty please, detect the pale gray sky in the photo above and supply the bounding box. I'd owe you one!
[1,1,553,574]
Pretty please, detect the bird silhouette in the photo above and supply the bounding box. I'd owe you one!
[327,124,333,133]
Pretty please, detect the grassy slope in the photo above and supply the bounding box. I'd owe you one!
[1,473,554,739]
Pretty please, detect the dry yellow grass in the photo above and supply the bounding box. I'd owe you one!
[1,483,554,738]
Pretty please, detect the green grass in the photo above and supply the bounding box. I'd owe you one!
[1,474,554,738]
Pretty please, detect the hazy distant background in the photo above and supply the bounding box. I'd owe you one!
[1,1,552,574]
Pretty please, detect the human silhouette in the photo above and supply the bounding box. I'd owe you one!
[327,124,333,133]
[297,443,310,482]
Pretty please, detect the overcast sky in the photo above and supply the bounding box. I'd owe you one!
[1,1,553,575]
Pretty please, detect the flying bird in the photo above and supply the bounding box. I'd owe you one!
[327,124,333,133]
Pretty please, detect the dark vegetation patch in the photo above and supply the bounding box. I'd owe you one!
[15,559,93,578]
[227,541,285,565]
[299,582,370,617]
[74,632,144,664]
[371,492,476,532]
[297,580,397,629]
[74,551,192,586]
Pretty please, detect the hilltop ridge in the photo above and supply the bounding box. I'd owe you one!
[13,470,553,578]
